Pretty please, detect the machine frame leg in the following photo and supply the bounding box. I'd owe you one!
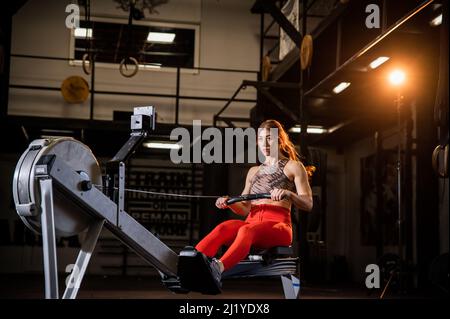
[39,177,59,299]
[62,219,105,299]
[281,274,300,299]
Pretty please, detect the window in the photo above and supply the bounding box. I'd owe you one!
[70,17,200,72]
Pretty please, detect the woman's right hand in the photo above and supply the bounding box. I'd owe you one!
[215,196,230,209]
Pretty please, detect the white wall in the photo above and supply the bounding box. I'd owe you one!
[8,0,260,125]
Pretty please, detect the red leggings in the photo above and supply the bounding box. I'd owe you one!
[195,204,292,270]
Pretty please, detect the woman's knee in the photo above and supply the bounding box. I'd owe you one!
[236,224,255,238]
[273,223,293,244]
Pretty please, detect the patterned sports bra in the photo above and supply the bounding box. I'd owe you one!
[249,158,296,195]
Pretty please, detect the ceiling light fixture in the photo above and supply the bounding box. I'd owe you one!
[147,32,176,43]
[369,56,390,69]
[332,82,351,94]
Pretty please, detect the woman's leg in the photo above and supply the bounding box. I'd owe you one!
[219,221,292,270]
[195,219,247,258]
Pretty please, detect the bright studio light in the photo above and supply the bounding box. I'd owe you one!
[388,70,406,86]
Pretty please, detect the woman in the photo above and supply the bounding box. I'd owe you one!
[195,119,313,288]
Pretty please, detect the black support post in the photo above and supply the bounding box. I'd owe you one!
[375,131,384,260]
[0,12,12,120]
[176,66,180,125]
[90,56,95,121]
[259,13,264,81]
[404,101,413,265]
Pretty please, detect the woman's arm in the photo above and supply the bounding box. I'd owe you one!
[271,161,313,211]
[290,161,313,211]
[226,166,259,216]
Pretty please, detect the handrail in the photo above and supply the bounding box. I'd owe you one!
[10,54,259,74]
[9,53,258,123]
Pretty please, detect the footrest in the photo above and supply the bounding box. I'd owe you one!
[177,246,222,295]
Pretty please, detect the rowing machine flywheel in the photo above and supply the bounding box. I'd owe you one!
[12,138,102,237]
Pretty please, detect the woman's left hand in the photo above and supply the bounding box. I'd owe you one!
[270,188,292,201]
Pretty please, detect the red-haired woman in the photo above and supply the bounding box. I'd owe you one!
[195,119,313,290]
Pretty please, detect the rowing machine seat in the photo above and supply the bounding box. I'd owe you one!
[222,246,300,299]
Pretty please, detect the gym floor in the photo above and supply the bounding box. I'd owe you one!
[0,274,433,299]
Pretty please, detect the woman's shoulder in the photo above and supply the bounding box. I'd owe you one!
[247,165,260,180]
[285,159,306,173]
[248,165,260,173]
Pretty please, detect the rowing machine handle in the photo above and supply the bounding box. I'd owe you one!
[225,193,271,205]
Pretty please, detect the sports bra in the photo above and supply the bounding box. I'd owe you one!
[249,158,296,195]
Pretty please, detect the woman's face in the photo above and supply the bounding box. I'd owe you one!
[257,128,279,157]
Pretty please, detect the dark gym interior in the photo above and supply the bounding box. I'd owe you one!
[0,0,448,301]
